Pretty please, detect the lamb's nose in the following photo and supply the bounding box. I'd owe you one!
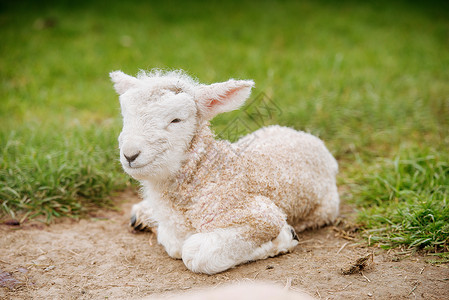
[124,152,140,163]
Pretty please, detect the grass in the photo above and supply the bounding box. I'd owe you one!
[350,148,449,252]
[1,0,448,253]
[0,124,128,222]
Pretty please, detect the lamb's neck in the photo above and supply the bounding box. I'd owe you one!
[185,122,220,168]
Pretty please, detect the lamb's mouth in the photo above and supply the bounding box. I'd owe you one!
[127,162,150,169]
[123,158,152,170]
[124,148,168,170]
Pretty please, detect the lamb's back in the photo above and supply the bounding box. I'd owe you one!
[235,125,338,221]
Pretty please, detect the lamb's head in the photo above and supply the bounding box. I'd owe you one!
[110,70,254,181]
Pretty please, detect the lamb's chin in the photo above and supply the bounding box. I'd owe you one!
[122,165,153,181]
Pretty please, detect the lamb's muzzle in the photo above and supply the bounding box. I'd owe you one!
[110,69,340,274]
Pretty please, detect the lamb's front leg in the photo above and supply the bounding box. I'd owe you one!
[131,205,187,258]
[157,221,193,259]
[130,200,158,231]
[182,224,298,274]
[182,197,298,274]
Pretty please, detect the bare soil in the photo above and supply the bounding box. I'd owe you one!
[1,191,448,299]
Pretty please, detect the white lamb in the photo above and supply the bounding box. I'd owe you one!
[110,69,339,275]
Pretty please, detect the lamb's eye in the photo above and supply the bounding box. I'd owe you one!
[171,118,182,124]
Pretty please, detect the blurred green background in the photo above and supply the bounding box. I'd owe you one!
[1,0,448,254]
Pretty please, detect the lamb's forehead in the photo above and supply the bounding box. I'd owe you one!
[120,75,199,114]
[137,70,199,94]
[120,75,197,108]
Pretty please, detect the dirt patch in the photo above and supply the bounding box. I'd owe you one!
[1,191,448,299]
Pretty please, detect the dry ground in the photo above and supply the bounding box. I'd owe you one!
[1,191,448,299]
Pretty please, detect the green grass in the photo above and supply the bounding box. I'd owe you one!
[350,148,449,252]
[1,0,448,253]
[0,123,128,222]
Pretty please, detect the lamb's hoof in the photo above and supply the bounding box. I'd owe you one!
[130,215,151,232]
[290,227,299,241]
[130,214,137,227]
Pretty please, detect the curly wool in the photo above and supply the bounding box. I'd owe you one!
[158,122,339,243]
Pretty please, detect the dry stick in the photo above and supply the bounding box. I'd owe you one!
[361,271,371,283]
[408,281,420,296]
[67,249,80,256]
[341,282,353,291]
[336,242,349,254]
[59,273,98,277]
[253,271,260,280]
[419,266,425,274]
[107,284,137,287]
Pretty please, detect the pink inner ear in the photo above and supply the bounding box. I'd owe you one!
[207,99,220,108]
[206,87,240,108]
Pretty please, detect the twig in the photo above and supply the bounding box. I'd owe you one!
[253,271,260,280]
[108,284,137,287]
[419,266,425,274]
[361,271,371,282]
[58,273,97,277]
[408,281,420,296]
[67,249,80,256]
[337,242,349,254]
[341,282,353,290]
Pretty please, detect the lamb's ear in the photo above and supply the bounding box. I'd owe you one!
[195,79,255,120]
[109,71,140,95]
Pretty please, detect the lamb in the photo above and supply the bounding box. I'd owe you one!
[110,69,339,275]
